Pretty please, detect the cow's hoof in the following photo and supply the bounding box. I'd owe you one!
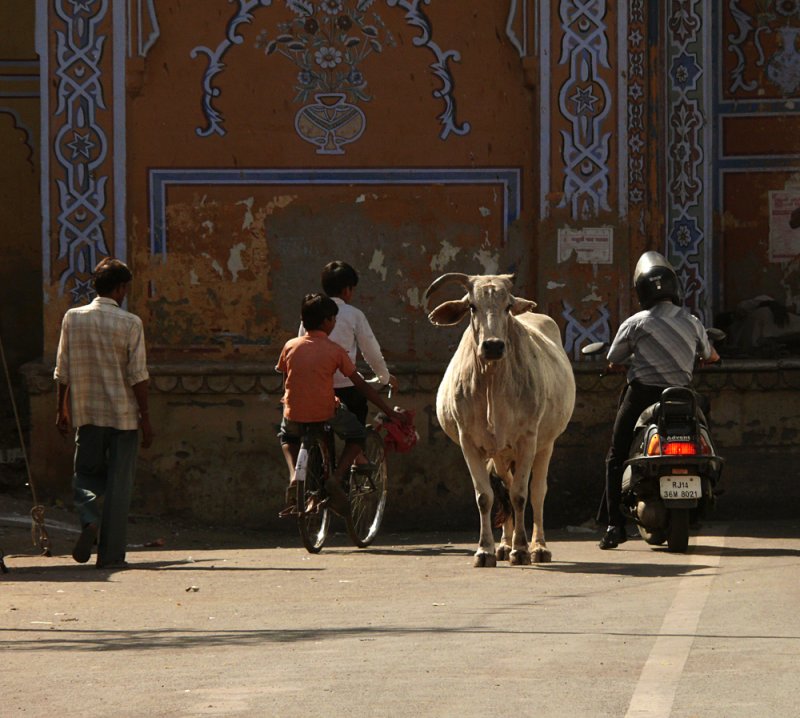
[509,549,532,566]
[495,544,511,561]
[532,547,552,563]
[473,552,497,568]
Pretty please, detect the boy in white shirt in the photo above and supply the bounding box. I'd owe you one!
[302,261,398,425]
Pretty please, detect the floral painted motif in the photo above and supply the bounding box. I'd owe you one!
[256,0,395,105]
[727,0,800,97]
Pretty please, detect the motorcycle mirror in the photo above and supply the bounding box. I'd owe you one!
[706,327,726,343]
[581,341,608,356]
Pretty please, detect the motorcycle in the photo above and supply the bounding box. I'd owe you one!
[582,329,725,553]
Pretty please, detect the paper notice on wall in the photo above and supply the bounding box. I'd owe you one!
[557,227,613,264]
[769,191,800,262]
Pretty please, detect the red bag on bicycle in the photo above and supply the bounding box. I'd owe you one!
[375,409,418,453]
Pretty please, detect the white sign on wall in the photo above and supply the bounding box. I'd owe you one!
[557,227,614,264]
[769,191,800,262]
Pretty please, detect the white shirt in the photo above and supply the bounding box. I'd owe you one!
[299,297,391,388]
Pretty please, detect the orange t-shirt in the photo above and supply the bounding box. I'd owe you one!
[276,331,357,422]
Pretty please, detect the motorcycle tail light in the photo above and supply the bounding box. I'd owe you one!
[699,434,712,454]
[646,434,661,455]
[663,441,698,456]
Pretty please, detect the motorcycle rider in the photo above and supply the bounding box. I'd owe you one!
[599,251,720,549]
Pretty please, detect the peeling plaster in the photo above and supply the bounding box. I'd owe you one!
[201,220,214,235]
[406,286,422,308]
[479,206,491,217]
[582,284,603,302]
[547,280,566,290]
[369,249,388,281]
[237,197,255,230]
[190,269,200,286]
[430,240,461,271]
[264,195,297,215]
[228,242,247,282]
[203,253,223,277]
[473,247,499,274]
[389,317,400,323]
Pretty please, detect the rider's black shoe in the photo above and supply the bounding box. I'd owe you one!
[598,525,628,550]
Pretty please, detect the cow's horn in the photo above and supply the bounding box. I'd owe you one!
[423,273,472,301]
[423,273,473,314]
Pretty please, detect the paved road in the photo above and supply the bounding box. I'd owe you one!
[1,507,799,718]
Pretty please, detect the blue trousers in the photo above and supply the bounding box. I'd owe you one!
[72,425,138,565]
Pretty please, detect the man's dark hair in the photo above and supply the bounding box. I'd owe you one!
[92,258,133,295]
[321,261,358,297]
[301,292,338,331]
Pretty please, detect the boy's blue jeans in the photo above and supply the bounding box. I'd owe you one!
[72,425,139,565]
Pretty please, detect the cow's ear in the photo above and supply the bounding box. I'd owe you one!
[510,296,537,315]
[428,298,470,326]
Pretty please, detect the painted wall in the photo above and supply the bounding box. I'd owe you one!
[17,1,800,530]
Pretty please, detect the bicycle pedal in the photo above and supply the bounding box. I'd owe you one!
[305,496,324,513]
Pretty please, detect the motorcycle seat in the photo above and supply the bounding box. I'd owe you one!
[635,388,710,431]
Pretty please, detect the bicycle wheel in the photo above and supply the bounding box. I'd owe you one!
[345,428,388,548]
[297,439,331,553]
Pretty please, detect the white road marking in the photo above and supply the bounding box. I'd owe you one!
[625,530,727,718]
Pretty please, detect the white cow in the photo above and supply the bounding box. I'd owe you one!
[425,273,576,567]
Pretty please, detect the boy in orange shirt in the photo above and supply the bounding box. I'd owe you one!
[276,293,406,517]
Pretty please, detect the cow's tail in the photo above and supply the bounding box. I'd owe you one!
[488,461,512,528]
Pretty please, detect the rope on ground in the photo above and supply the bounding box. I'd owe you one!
[30,505,52,557]
[0,327,51,557]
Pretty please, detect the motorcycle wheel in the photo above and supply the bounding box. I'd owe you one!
[637,524,666,545]
[666,508,690,553]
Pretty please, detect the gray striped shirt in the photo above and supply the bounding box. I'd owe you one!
[607,302,712,387]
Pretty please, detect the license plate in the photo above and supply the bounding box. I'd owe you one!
[659,475,701,499]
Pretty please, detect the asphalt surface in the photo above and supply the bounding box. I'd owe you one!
[1,498,799,718]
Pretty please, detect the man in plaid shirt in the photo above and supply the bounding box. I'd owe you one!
[54,258,153,569]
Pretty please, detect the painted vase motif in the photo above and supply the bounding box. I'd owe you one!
[294,93,366,155]
[767,27,800,96]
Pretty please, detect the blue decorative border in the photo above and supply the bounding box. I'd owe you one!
[562,300,610,361]
[148,167,520,256]
[665,0,712,323]
[556,0,613,219]
[53,0,111,303]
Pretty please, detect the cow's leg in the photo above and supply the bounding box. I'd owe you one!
[493,463,513,561]
[496,516,513,561]
[460,437,497,567]
[529,443,554,563]
[508,448,536,566]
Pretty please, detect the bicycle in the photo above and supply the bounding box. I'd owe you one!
[291,418,388,553]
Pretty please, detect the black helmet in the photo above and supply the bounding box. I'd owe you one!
[633,251,682,309]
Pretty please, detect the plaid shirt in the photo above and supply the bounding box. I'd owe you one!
[54,297,149,430]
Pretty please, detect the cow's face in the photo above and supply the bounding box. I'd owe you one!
[427,274,536,363]
[470,279,531,361]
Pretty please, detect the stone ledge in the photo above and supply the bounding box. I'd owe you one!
[20,358,800,395]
